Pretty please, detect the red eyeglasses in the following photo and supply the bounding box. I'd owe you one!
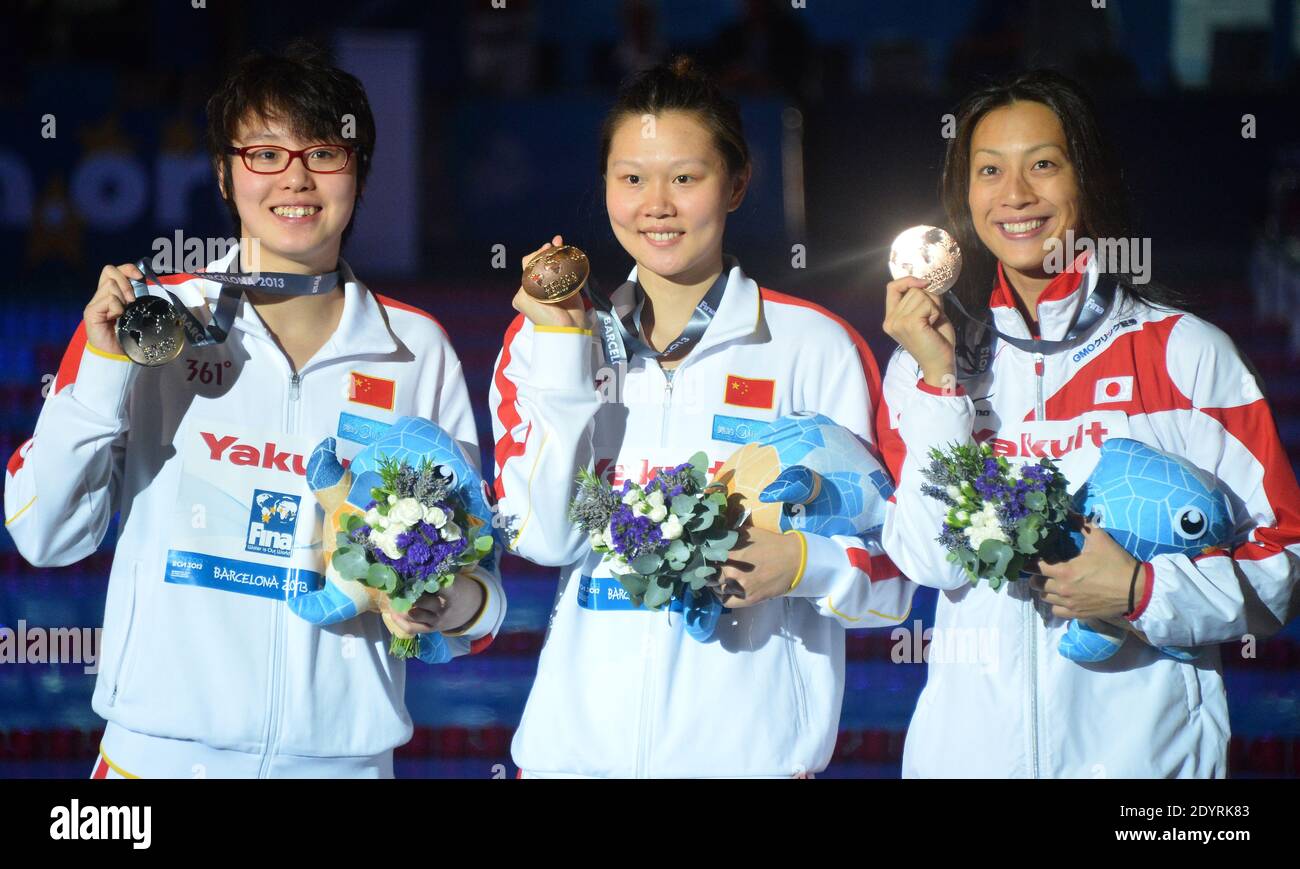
[226,144,358,174]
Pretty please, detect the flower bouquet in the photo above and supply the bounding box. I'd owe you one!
[330,456,494,657]
[568,452,739,611]
[921,438,1237,664]
[920,443,1073,589]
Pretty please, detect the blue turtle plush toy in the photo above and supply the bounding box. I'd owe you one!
[1057,438,1235,663]
[688,412,895,641]
[292,416,501,664]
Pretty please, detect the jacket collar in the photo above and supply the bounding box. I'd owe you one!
[989,251,1097,343]
[202,243,398,360]
[616,255,763,361]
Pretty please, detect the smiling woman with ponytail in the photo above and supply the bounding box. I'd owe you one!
[489,56,915,779]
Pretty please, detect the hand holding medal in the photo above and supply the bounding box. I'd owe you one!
[511,235,590,330]
[883,225,962,388]
[84,262,146,359]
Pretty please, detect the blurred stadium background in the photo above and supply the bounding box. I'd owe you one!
[1,0,1298,777]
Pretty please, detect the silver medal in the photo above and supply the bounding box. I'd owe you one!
[115,296,185,366]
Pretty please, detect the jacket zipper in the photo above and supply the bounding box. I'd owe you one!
[257,368,302,776]
[1028,349,1045,777]
[659,370,674,443]
[1033,353,1046,421]
[1025,595,1040,778]
[636,363,677,777]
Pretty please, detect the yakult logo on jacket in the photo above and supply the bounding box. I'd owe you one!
[595,456,726,488]
[202,432,352,475]
[975,421,1108,459]
[202,432,308,475]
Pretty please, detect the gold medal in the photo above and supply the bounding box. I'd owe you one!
[521,244,590,304]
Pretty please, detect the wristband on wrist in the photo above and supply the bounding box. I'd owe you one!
[1123,560,1142,618]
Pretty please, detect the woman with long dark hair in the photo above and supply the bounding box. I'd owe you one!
[879,70,1300,777]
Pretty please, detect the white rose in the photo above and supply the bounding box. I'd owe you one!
[648,505,668,523]
[946,485,962,500]
[974,503,1001,528]
[661,513,683,540]
[372,528,404,560]
[964,523,1008,550]
[389,497,424,528]
[441,521,462,542]
[388,494,398,505]
[602,526,616,550]
[645,490,665,511]
[423,504,448,528]
[622,488,641,506]
[589,529,606,550]
[365,507,386,529]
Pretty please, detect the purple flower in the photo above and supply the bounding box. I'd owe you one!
[608,503,664,560]
[1021,463,1053,491]
[373,519,470,581]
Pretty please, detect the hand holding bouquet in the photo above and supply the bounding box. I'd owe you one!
[331,457,494,657]
[921,443,1073,589]
[569,452,739,610]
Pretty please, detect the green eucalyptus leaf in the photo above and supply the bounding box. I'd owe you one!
[631,552,663,574]
[331,546,371,582]
[692,565,717,582]
[977,538,1014,581]
[643,579,673,611]
[367,562,399,594]
[711,530,738,551]
[388,594,416,613]
[671,495,697,517]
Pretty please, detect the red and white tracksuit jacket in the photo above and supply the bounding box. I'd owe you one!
[490,259,915,777]
[4,245,505,777]
[879,256,1300,778]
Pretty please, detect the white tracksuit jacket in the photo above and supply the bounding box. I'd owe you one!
[879,256,1300,778]
[4,246,505,776]
[490,259,916,778]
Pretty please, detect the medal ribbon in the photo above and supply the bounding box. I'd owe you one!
[947,274,1119,376]
[587,268,729,366]
[132,258,341,349]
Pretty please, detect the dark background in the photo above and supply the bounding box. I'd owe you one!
[1,0,1298,778]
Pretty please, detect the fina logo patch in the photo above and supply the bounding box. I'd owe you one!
[1094,376,1134,404]
[246,489,301,557]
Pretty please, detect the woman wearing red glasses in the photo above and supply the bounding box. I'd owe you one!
[4,42,504,778]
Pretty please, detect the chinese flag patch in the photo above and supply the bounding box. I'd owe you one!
[724,374,775,410]
[348,372,396,410]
